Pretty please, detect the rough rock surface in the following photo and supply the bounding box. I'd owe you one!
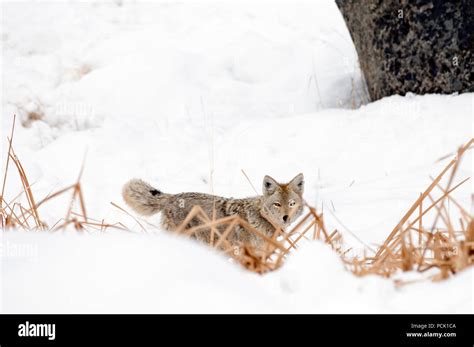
[335,0,473,101]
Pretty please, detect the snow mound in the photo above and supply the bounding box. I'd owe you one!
[2,231,472,313]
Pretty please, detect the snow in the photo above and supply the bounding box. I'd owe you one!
[1,0,473,313]
[2,232,472,313]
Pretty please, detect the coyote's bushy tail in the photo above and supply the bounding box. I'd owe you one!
[122,179,169,216]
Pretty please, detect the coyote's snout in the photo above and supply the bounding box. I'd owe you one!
[122,173,305,251]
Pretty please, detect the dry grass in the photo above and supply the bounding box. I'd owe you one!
[1,115,472,282]
[1,116,131,233]
[362,138,474,285]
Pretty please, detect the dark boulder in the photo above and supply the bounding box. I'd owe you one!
[335,0,473,101]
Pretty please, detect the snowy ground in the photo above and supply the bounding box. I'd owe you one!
[1,1,473,313]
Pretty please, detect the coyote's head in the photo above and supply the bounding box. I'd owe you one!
[261,173,304,229]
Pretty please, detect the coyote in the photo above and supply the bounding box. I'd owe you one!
[122,173,304,251]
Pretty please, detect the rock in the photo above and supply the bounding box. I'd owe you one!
[335,0,473,101]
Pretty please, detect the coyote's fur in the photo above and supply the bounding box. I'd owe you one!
[122,173,304,251]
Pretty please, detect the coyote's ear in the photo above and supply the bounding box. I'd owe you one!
[288,173,304,195]
[263,175,279,196]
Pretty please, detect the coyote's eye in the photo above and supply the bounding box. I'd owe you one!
[289,200,296,207]
[273,202,281,208]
